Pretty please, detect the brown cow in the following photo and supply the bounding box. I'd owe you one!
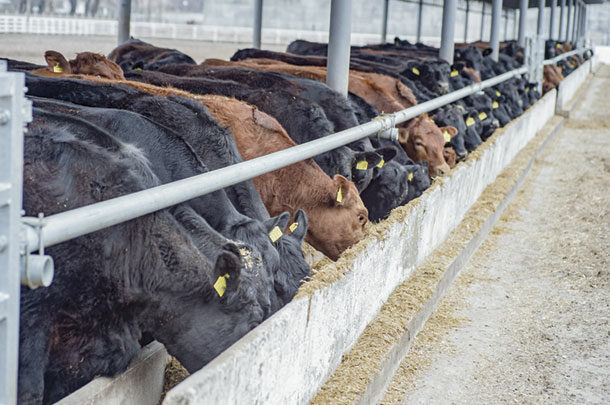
[33,50,125,80]
[45,55,368,260]
[201,58,451,178]
[543,64,564,94]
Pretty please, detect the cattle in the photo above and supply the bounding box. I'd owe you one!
[32,50,125,80]
[20,109,268,403]
[543,64,564,93]
[199,59,451,178]
[431,106,469,158]
[22,72,310,310]
[107,37,196,71]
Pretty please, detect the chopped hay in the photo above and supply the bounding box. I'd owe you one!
[309,113,563,404]
[158,357,190,405]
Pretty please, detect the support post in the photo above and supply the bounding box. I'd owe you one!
[381,0,389,42]
[572,0,579,44]
[439,0,457,63]
[513,9,518,39]
[566,0,571,41]
[550,0,557,40]
[0,62,30,405]
[416,0,424,43]
[253,0,263,49]
[537,0,545,36]
[503,10,509,41]
[326,0,352,96]
[117,0,131,45]
[480,2,486,40]
[518,0,527,46]
[463,0,470,42]
[490,0,502,62]
[559,0,566,41]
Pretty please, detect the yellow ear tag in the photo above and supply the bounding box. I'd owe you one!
[495,90,501,97]
[268,226,283,243]
[53,63,63,73]
[492,101,499,109]
[478,112,487,121]
[450,70,459,77]
[408,172,414,181]
[466,117,476,127]
[213,274,230,297]
[429,118,435,124]
[443,130,452,143]
[336,186,343,203]
[134,67,142,71]
[356,160,368,171]
[412,67,420,76]
[376,158,384,168]
[289,222,298,233]
[525,87,530,91]
[556,43,561,48]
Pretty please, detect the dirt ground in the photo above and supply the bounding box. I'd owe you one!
[0,33,286,64]
[383,66,610,404]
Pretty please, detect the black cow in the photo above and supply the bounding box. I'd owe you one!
[108,37,196,71]
[20,109,268,404]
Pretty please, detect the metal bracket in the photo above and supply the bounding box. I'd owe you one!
[373,113,399,142]
[20,213,54,289]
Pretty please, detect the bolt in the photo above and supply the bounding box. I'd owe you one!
[0,110,10,126]
[0,235,7,252]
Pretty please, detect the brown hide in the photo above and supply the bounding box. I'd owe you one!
[463,67,481,83]
[201,58,451,178]
[543,64,564,94]
[33,51,125,80]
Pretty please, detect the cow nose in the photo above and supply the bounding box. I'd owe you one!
[492,119,500,128]
[457,151,468,161]
[438,82,450,94]
[437,163,451,176]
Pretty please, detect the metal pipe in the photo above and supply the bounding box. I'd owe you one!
[518,0,527,46]
[253,0,263,49]
[550,0,557,40]
[480,2,486,40]
[572,1,579,43]
[559,0,566,41]
[23,64,531,253]
[381,0,389,42]
[416,0,424,43]
[439,0,457,63]
[326,0,352,96]
[117,0,131,45]
[537,0,545,36]
[490,0,502,62]
[566,0,571,41]
[513,9,518,39]
[503,10,509,41]
[542,46,588,64]
[463,0,469,42]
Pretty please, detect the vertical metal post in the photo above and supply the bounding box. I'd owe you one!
[518,0,527,46]
[381,0,389,42]
[566,0,571,41]
[480,2,486,40]
[490,0,502,62]
[439,0,457,63]
[253,0,263,49]
[416,0,424,43]
[326,0,352,96]
[571,0,579,43]
[117,0,131,45]
[550,0,557,40]
[559,0,566,41]
[464,0,470,42]
[503,10,509,41]
[513,9,518,39]
[0,62,30,405]
[537,0,545,36]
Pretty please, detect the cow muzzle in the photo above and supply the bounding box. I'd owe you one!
[437,82,450,95]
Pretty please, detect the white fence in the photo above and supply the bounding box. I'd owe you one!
[0,15,442,46]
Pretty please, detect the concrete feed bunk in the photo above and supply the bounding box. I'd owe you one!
[58,60,594,405]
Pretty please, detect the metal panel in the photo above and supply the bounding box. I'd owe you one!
[326,0,352,96]
[439,0,457,63]
[253,0,263,49]
[117,0,131,45]
[0,63,29,405]
[490,0,502,61]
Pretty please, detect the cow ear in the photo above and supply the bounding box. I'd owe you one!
[288,209,308,242]
[352,151,381,172]
[332,175,354,206]
[482,48,493,57]
[439,126,458,139]
[375,146,398,166]
[44,50,71,73]
[397,128,409,145]
[264,212,290,243]
[451,61,466,72]
[213,243,242,295]
[403,61,422,80]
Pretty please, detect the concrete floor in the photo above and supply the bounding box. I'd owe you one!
[385,67,610,404]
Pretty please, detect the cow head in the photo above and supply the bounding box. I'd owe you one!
[305,175,368,261]
[359,160,411,222]
[349,150,384,192]
[43,50,125,80]
[399,114,451,179]
[403,60,451,95]
[431,106,467,161]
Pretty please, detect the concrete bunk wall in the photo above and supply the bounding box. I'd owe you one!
[58,59,595,405]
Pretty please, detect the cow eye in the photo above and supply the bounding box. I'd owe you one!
[415,141,424,147]
[358,215,366,223]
